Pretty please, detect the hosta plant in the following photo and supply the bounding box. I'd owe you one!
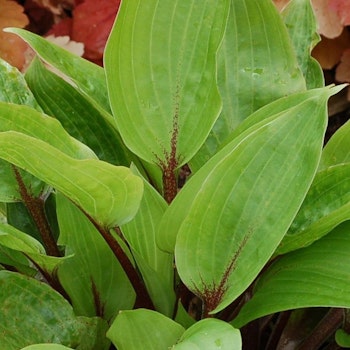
[1,0,350,349]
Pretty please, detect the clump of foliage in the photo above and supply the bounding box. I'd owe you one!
[1,0,350,349]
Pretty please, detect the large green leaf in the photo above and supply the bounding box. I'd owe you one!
[158,87,339,254]
[233,221,350,328]
[0,132,143,228]
[0,271,108,350]
[276,163,350,255]
[105,0,229,167]
[170,87,332,314]
[172,319,241,350]
[319,119,350,170]
[107,309,185,350]
[5,28,110,113]
[121,166,174,317]
[190,0,306,171]
[56,193,135,321]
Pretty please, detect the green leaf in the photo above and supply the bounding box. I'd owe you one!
[336,329,350,348]
[0,132,143,228]
[276,163,350,255]
[232,221,350,328]
[0,58,45,202]
[222,86,345,152]
[319,119,350,170]
[25,58,134,166]
[105,0,230,167]
[0,271,107,350]
[167,87,332,314]
[0,245,35,275]
[107,309,185,350]
[121,166,174,317]
[172,319,241,350]
[281,0,324,89]
[0,57,40,109]
[0,103,96,160]
[56,193,135,320]
[158,87,338,253]
[0,101,96,202]
[0,223,67,274]
[5,28,110,113]
[190,0,306,171]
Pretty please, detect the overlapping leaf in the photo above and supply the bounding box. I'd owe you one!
[121,166,174,316]
[0,58,44,202]
[25,57,132,166]
[0,132,143,228]
[190,0,306,171]
[233,221,350,328]
[5,28,110,113]
[107,309,185,350]
[105,0,230,167]
[0,223,67,274]
[276,163,350,255]
[158,87,340,254]
[172,319,241,350]
[56,194,135,321]
[281,0,324,89]
[168,87,333,314]
[319,118,350,170]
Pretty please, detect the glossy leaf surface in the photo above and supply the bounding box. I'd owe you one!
[56,194,135,320]
[0,132,143,228]
[190,0,306,171]
[172,87,332,314]
[105,0,229,167]
[233,221,350,328]
[107,309,184,350]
